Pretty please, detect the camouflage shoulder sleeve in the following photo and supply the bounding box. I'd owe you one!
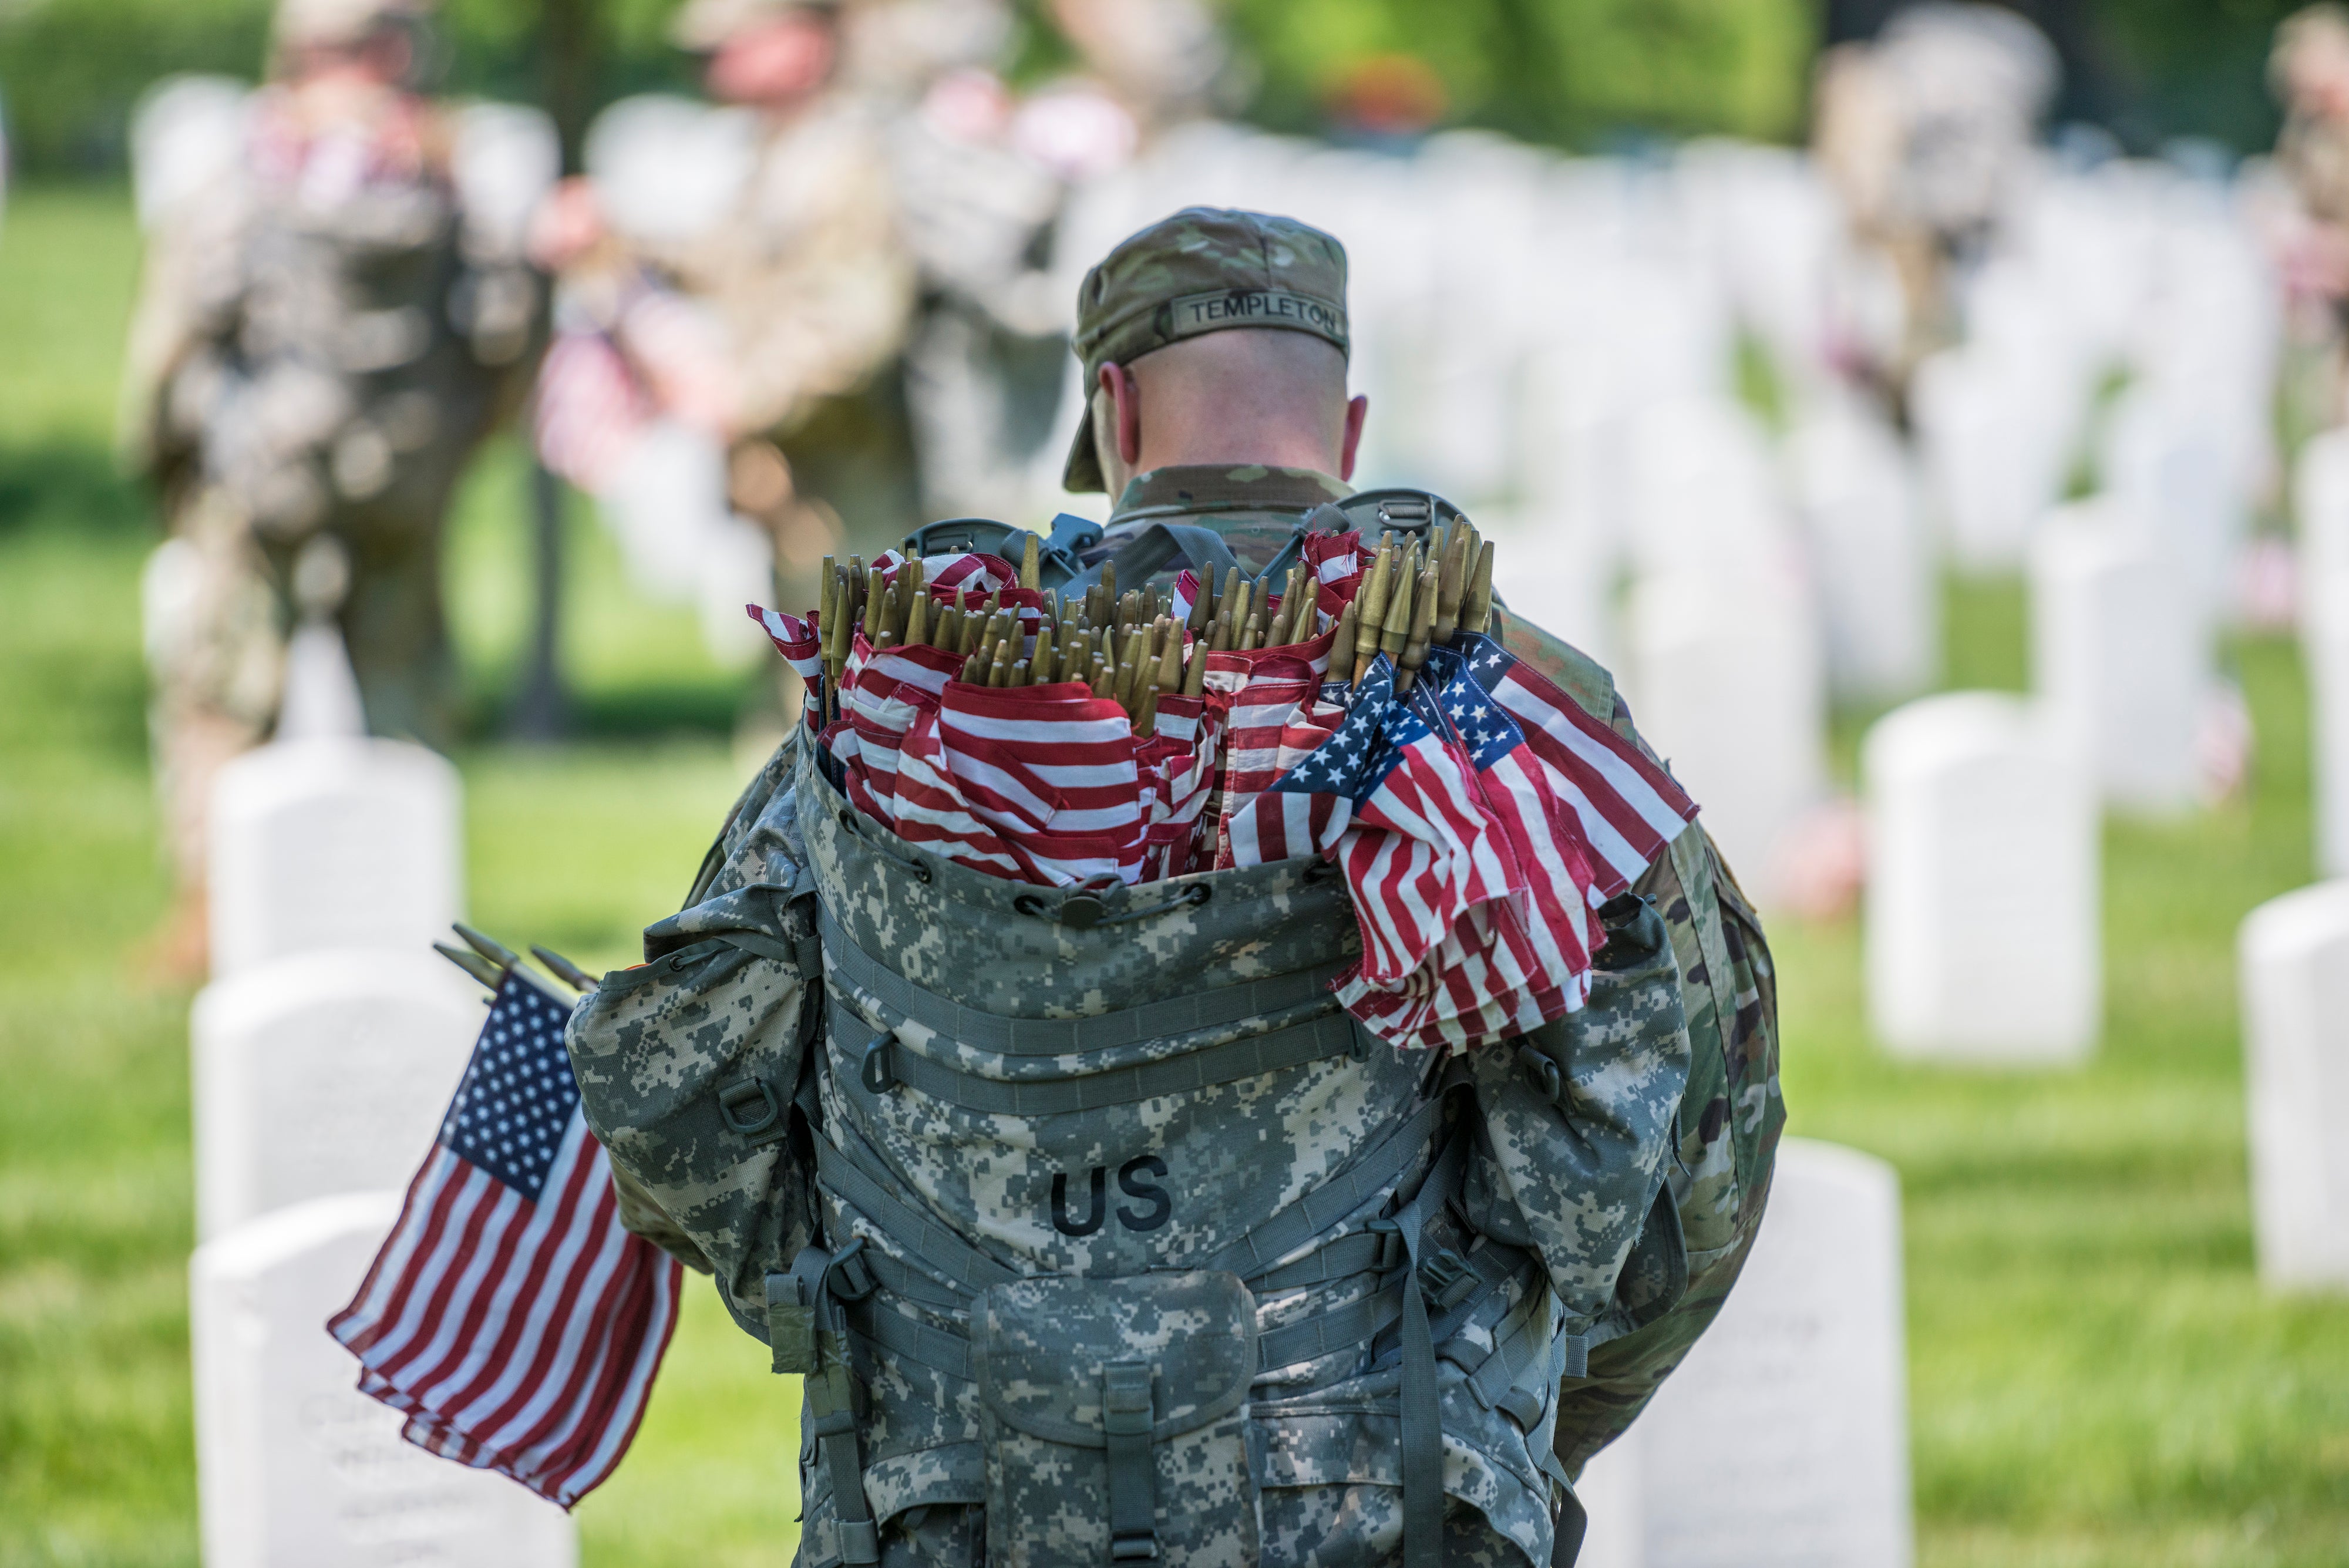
[568,743,822,1330]
[1548,822,1786,1472]
[609,1154,716,1275]
[682,735,803,910]
[1496,610,1626,732]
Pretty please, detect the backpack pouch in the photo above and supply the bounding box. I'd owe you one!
[974,1271,1260,1568]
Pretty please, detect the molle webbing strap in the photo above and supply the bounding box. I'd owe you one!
[1257,1280,1404,1371]
[1253,1229,1389,1294]
[852,1196,1399,1308]
[834,1003,1364,1116]
[1384,1137,1450,1568]
[812,1125,1021,1294]
[850,1298,981,1382]
[766,1248,880,1564]
[1103,1362,1160,1562]
[1063,520,1247,597]
[849,1240,971,1311]
[1459,1283,1564,1415]
[1200,1091,1451,1280]
[849,1268,1411,1388]
[817,906,1348,1056]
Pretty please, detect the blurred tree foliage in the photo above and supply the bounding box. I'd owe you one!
[0,0,2321,180]
[4,0,1810,178]
[1223,0,1812,146]
[2086,0,2299,154]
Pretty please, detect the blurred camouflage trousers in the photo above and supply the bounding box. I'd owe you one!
[147,484,457,890]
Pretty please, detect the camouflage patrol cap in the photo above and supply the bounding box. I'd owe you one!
[1063,206,1350,493]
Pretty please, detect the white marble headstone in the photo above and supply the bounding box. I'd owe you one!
[2028,500,2205,815]
[207,738,463,979]
[1787,394,1938,703]
[1911,344,2076,572]
[191,948,483,1241]
[1863,692,2100,1062]
[2237,882,2349,1291]
[1573,1139,1913,1568]
[2296,435,2349,878]
[1626,564,1828,903]
[191,1192,578,1568]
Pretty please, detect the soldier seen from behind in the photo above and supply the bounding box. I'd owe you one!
[124,0,546,978]
[560,208,1783,1567]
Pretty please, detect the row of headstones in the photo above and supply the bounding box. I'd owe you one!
[1859,496,2212,1066]
[189,645,578,1565]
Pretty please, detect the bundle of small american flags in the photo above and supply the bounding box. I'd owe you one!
[752,520,1697,1052]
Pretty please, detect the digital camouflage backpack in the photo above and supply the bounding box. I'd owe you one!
[567,607,1782,1568]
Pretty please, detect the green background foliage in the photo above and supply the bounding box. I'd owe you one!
[0,0,2332,180]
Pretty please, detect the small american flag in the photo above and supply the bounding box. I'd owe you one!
[1449,631,1697,896]
[913,682,1146,886]
[843,641,963,828]
[329,971,681,1509]
[1227,637,1700,1052]
[1226,656,1520,990]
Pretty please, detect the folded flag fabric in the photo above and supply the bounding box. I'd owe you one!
[842,640,964,829]
[329,970,681,1509]
[748,605,823,683]
[934,681,1146,885]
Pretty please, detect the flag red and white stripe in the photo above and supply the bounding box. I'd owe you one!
[748,605,823,682]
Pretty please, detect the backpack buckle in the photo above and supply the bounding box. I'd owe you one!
[1518,1044,1564,1106]
[825,1237,877,1303]
[1368,1219,1406,1273]
[1421,1249,1478,1310]
[718,1076,783,1139]
[859,1031,899,1094]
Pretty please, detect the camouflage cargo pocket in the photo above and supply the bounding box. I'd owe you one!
[568,909,819,1337]
[974,1271,1260,1568]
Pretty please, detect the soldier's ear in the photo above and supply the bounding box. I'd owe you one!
[1340,394,1368,482]
[1099,362,1143,469]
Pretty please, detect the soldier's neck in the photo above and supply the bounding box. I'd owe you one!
[1122,432,1342,493]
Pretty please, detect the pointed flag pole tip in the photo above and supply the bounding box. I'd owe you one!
[452,921,521,970]
[435,941,506,991]
[531,945,602,991]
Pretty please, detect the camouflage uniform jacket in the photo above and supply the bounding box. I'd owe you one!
[568,466,1783,1567]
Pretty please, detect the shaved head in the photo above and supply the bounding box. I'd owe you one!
[1090,327,1365,495]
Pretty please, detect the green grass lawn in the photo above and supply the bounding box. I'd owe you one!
[3,184,2347,1567]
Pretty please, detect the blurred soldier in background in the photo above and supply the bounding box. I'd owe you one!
[2269,5,2349,425]
[533,0,918,626]
[881,0,1232,521]
[124,0,547,976]
[881,0,1169,524]
[1813,2,2058,412]
[1049,0,1229,146]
